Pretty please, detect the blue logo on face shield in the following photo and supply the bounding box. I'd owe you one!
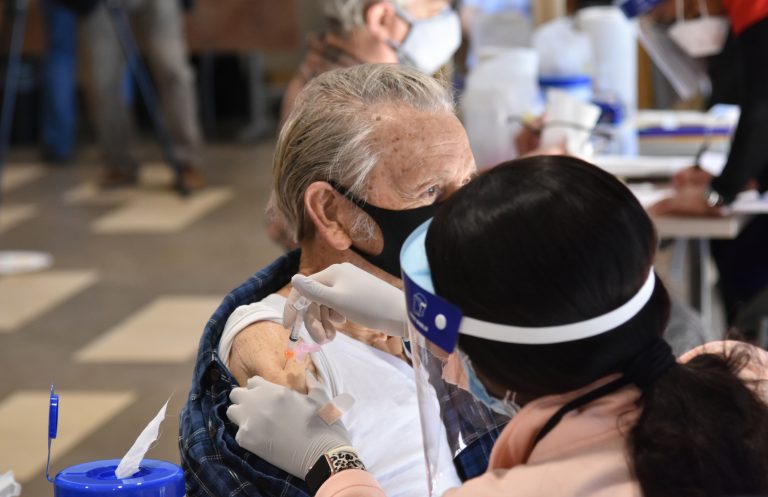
[403,272,463,353]
[413,293,428,318]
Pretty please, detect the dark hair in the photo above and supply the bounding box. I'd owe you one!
[426,156,768,497]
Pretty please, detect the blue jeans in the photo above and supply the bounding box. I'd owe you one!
[41,0,77,161]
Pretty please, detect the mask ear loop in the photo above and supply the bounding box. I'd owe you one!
[502,390,520,415]
[386,4,414,52]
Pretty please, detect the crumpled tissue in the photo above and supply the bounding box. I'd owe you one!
[115,399,169,479]
[0,471,21,497]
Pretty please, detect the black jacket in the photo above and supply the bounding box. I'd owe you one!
[710,16,768,203]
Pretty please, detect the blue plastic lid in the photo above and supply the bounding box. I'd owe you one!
[54,459,184,497]
[538,75,592,87]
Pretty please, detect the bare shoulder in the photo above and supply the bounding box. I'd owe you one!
[229,320,316,394]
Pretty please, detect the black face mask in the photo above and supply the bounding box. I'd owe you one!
[330,181,440,278]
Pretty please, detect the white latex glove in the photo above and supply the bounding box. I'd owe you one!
[227,373,354,479]
[284,262,407,344]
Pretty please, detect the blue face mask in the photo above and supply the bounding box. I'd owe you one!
[458,349,519,418]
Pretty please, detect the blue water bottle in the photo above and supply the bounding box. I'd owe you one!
[46,387,185,497]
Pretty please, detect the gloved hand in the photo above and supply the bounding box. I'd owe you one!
[227,373,354,479]
[284,262,407,344]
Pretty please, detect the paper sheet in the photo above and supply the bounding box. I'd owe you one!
[728,192,768,214]
[627,184,675,208]
[115,399,169,479]
[593,152,727,179]
[629,184,768,214]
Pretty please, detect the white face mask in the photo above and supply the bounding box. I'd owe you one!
[668,0,729,58]
[388,6,461,75]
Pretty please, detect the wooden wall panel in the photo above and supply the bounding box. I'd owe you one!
[0,0,299,55]
[185,0,299,52]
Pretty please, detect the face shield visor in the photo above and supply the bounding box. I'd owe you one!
[401,220,657,496]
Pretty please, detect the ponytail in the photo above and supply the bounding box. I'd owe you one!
[630,348,768,497]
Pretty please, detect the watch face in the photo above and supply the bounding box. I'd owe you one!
[328,450,366,474]
[706,190,722,207]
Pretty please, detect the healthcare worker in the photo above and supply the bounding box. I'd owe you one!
[227,155,768,497]
[649,0,768,322]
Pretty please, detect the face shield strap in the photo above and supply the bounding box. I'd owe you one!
[401,219,658,351]
[459,271,657,345]
[401,220,672,466]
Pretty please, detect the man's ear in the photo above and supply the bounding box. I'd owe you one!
[304,181,354,250]
[365,1,400,43]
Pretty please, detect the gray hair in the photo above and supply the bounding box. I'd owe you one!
[322,0,411,32]
[273,63,455,242]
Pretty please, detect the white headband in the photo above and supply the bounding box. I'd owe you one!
[401,220,658,347]
[458,270,656,344]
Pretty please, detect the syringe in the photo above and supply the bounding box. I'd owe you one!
[284,296,311,366]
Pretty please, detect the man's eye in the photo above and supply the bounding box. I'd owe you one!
[424,185,442,198]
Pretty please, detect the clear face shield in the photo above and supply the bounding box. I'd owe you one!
[400,222,512,496]
[400,220,658,496]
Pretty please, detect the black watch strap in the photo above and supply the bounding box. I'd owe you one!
[305,446,365,495]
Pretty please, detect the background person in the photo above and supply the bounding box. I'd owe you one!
[280,0,460,121]
[81,0,205,188]
[41,0,78,164]
[649,0,768,324]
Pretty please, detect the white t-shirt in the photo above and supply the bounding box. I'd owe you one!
[219,294,462,497]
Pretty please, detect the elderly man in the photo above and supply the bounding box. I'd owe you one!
[281,0,461,120]
[268,0,461,249]
[179,64,491,497]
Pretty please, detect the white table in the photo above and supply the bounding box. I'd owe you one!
[593,152,727,180]
[652,215,749,240]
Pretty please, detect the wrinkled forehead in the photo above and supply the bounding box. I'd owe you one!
[365,105,474,189]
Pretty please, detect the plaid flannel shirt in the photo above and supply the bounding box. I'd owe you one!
[179,250,500,496]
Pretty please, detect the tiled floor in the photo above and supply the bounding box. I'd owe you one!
[75,296,222,363]
[0,270,98,332]
[2,164,44,194]
[0,143,282,495]
[0,205,37,234]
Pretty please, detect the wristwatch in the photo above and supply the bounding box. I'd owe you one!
[705,188,724,208]
[305,446,366,495]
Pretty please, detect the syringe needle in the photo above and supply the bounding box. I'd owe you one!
[284,297,310,368]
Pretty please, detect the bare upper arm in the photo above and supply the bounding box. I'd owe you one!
[228,320,316,394]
